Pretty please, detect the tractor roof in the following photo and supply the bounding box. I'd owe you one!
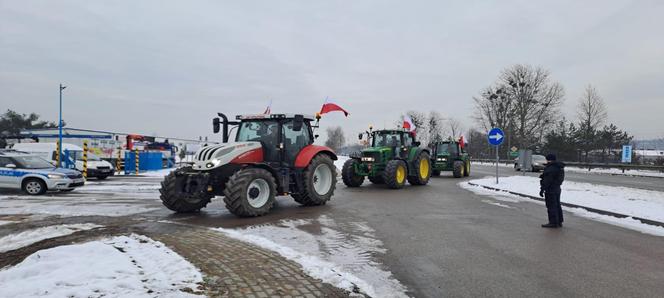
[236,114,316,121]
[373,129,408,134]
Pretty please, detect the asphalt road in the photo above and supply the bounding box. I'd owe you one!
[157,171,664,298]
[473,163,664,192]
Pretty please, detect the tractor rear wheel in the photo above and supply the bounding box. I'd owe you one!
[384,160,407,189]
[223,168,276,217]
[452,161,464,178]
[293,154,336,206]
[368,175,384,184]
[464,161,471,177]
[342,158,364,187]
[160,168,212,212]
[407,152,431,185]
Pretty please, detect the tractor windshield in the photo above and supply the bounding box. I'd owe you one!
[373,132,401,147]
[236,120,279,147]
[437,143,458,155]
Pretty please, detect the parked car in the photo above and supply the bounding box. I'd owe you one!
[0,149,84,195]
[11,142,115,179]
[514,154,547,172]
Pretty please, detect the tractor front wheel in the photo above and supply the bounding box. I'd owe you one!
[407,152,432,185]
[384,160,407,189]
[160,169,212,212]
[452,161,464,178]
[223,168,276,217]
[342,159,364,187]
[293,154,337,206]
[464,161,471,177]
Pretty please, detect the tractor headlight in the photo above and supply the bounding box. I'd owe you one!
[206,158,222,168]
[48,173,66,179]
[437,158,447,162]
[361,157,375,162]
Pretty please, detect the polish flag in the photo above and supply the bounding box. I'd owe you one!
[263,99,272,115]
[403,115,416,132]
[459,135,465,149]
[319,101,349,116]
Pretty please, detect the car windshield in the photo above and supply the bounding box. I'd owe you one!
[437,143,457,155]
[533,155,547,162]
[236,120,279,146]
[373,132,401,147]
[13,155,55,169]
[69,150,101,161]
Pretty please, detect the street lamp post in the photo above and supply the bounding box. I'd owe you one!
[58,84,66,168]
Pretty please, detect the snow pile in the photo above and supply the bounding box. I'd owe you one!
[0,223,102,253]
[468,176,664,223]
[0,234,203,298]
[214,215,408,297]
[565,166,664,178]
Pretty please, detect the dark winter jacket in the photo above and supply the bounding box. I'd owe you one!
[540,161,565,192]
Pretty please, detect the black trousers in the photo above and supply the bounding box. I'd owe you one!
[545,190,563,225]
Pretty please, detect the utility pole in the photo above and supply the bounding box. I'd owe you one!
[58,84,66,168]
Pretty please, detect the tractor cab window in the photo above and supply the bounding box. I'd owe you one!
[373,132,401,147]
[282,120,312,164]
[237,120,280,161]
[404,133,413,147]
[437,143,458,155]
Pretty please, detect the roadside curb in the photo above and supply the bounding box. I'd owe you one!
[466,182,664,228]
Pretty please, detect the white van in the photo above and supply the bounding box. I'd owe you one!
[11,143,115,180]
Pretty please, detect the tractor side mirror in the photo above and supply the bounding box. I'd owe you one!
[293,115,304,131]
[5,163,16,169]
[213,117,220,134]
[315,134,319,139]
[414,141,421,147]
[358,133,363,140]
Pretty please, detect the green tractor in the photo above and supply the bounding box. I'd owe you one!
[430,138,471,178]
[342,128,432,189]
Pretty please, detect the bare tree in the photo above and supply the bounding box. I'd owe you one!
[427,111,445,146]
[324,126,346,151]
[473,64,565,152]
[448,117,463,138]
[576,85,608,161]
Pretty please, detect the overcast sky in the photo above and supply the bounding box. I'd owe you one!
[2,0,663,143]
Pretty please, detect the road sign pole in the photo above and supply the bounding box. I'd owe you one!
[495,144,499,184]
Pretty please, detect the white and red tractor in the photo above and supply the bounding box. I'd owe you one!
[159,113,338,217]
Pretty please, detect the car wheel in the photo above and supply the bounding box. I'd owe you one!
[23,178,47,195]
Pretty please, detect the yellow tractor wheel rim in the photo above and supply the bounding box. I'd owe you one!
[419,158,429,179]
[396,165,406,183]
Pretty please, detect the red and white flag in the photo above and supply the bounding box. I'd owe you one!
[459,135,465,149]
[263,99,272,115]
[403,115,416,132]
[319,100,349,117]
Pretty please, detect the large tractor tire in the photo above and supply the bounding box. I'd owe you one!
[292,154,337,206]
[407,152,432,186]
[432,170,441,177]
[342,158,364,187]
[160,168,212,212]
[368,175,384,184]
[452,160,465,178]
[384,160,407,189]
[464,161,471,177]
[223,168,276,217]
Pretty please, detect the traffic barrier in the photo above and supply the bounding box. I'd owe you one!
[116,148,122,173]
[135,148,140,175]
[83,141,88,178]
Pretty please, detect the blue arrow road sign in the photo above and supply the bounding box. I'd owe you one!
[488,127,505,146]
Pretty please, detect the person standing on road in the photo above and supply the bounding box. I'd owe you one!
[539,154,565,228]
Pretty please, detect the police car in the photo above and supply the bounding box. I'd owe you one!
[0,149,84,195]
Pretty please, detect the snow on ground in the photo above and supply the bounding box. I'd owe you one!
[214,215,408,298]
[460,178,664,237]
[0,223,102,253]
[0,234,203,298]
[468,176,664,223]
[564,166,664,178]
[0,220,16,226]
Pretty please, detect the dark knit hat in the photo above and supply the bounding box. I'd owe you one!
[545,153,557,161]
